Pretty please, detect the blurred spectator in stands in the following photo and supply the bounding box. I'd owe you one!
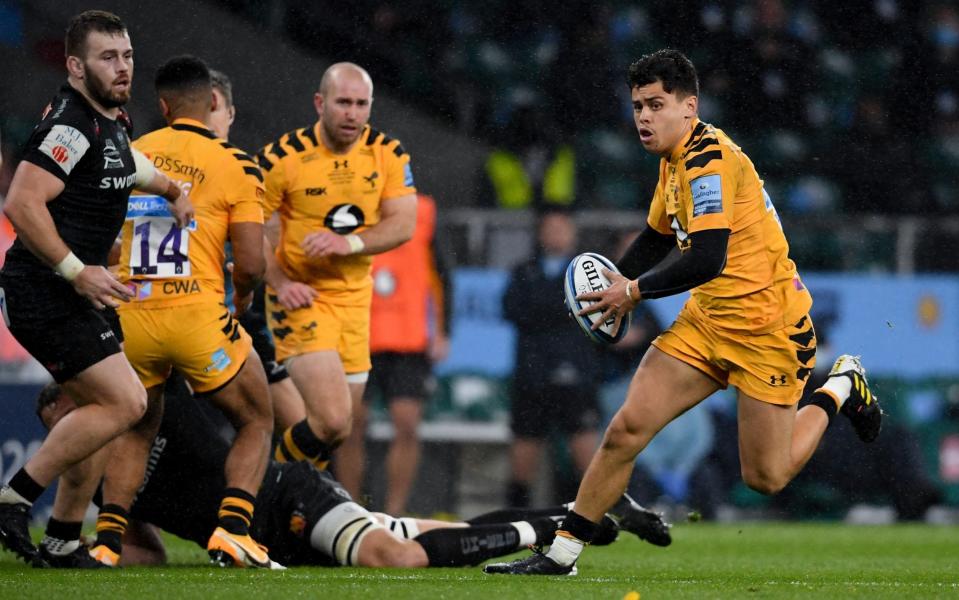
[339,193,450,514]
[484,103,575,210]
[733,0,815,132]
[832,94,926,213]
[502,207,599,506]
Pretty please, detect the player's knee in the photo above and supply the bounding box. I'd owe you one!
[601,414,650,458]
[741,466,788,495]
[118,385,148,426]
[321,413,352,444]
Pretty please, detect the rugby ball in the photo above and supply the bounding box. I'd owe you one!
[564,252,631,345]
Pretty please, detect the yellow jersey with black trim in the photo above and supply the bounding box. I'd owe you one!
[256,123,416,305]
[647,118,811,334]
[117,118,265,308]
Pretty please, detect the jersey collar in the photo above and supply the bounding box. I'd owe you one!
[668,117,701,164]
[171,117,214,133]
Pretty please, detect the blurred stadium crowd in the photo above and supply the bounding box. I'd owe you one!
[217,0,959,216]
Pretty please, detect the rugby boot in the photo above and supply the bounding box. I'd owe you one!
[34,543,107,569]
[207,527,284,569]
[831,355,883,443]
[483,546,577,576]
[89,543,121,567]
[608,493,672,547]
[0,500,38,564]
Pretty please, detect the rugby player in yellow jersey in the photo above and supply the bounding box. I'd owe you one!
[487,49,883,576]
[256,63,417,491]
[91,56,278,569]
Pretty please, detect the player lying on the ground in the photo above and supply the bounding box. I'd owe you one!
[35,379,671,568]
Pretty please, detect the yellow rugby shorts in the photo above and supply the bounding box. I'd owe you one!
[119,302,252,394]
[651,304,817,405]
[265,287,371,374]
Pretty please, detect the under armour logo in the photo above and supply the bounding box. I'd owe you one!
[769,374,787,386]
[363,171,378,188]
[334,160,349,169]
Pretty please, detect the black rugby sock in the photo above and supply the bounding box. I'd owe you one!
[6,469,44,504]
[808,390,839,424]
[41,517,82,555]
[218,488,256,536]
[95,504,129,553]
[416,523,530,567]
[276,420,334,469]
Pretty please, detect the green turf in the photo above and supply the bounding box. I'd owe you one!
[2,523,957,599]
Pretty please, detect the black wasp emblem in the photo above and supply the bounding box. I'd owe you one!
[363,171,379,189]
[334,160,349,169]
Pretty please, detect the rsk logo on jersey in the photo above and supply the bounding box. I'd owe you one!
[102,138,125,169]
[324,204,365,234]
[39,124,90,176]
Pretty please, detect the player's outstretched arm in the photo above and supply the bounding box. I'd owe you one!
[3,161,132,308]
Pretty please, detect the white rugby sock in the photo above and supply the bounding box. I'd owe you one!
[545,532,585,567]
[510,521,537,547]
[819,376,852,408]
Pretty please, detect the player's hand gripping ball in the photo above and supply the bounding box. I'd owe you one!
[564,252,631,344]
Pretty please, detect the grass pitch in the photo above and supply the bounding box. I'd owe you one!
[1,523,957,599]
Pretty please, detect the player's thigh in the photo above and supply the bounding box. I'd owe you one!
[207,348,273,428]
[118,308,171,390]
[337,303,372,376]
[63,351,146,416]
[166,303,254,395]
[287,350,352,419]
[726,314,817,407]
[265,288,342,363]
[610,346,721,450]
[736,390,797,481]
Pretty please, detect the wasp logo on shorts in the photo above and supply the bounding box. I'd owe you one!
[273,326,293,340]
[324,204,365,234]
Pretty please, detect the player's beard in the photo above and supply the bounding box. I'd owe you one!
[82,63,131,109]
[322,118,361,151]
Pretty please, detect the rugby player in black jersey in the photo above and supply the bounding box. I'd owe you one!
[0,10,192,567]
[37,378,671,568]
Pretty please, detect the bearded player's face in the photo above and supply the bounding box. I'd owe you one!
[79,30,134,108]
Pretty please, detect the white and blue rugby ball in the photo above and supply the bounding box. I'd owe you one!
[564,252,631,345]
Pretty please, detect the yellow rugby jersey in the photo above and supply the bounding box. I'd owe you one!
[117,118,265,308]
[256,123,416,305]
[647,118,811,334]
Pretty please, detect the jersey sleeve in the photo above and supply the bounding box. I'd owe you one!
[21,106,94,182]
[646,170,671,234]
[381,142,416,200]
[221,156,265,224]
[683,145,738,234]
[256,142,288,216]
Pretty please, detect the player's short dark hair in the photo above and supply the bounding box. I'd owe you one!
[65,10,127,59]
[210,69,233,107]
[35,382,63,427]
[627,49,699,98]
[156,55,212,92]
